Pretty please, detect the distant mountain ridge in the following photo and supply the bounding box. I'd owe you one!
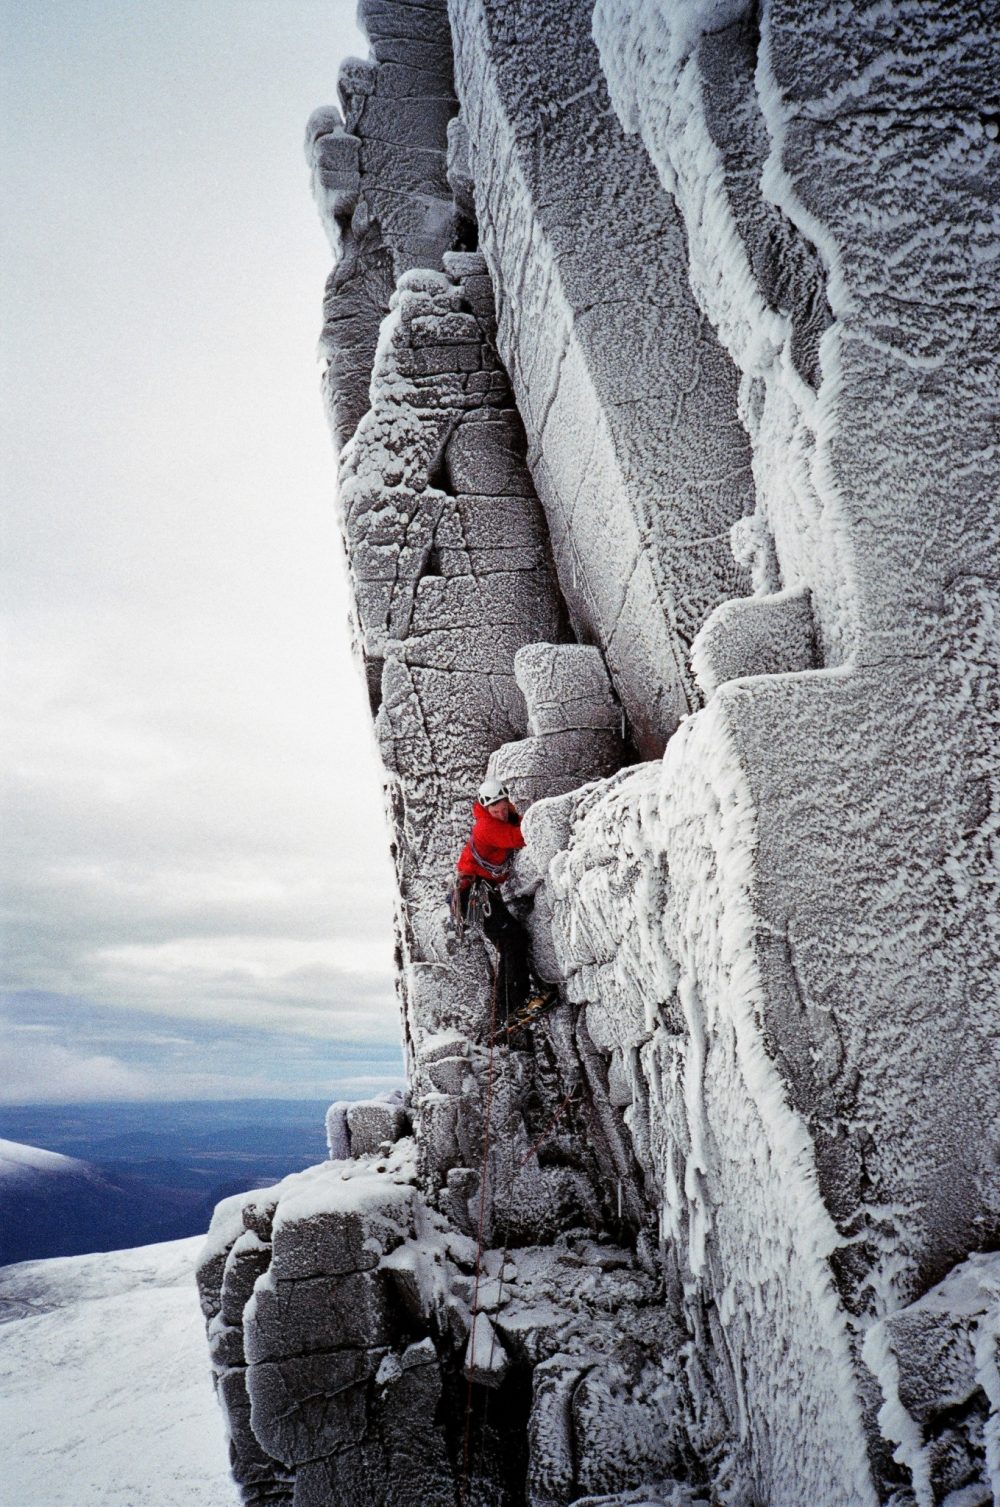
[0,1102,332,1266]
[0,1138,94,1182]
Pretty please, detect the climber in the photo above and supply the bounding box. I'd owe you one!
[453,775,552,1028]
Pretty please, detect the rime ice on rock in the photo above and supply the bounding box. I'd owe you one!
[448,0,756,757]
[488,643,625,810]
[306,0,461,445]
[863,1251,1000,1506]
[204,2,999,1505]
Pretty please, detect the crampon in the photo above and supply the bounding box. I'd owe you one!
[488,987,560,1044]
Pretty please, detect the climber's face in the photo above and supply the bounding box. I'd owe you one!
[486,797,511,821]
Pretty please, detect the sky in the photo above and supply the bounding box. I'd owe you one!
[0,0,405,1102]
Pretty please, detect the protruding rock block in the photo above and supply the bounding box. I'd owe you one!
[220,1230,272,1328]
[266,1175,417,1282]
[515,642,621,737]
[863,1251,1000,1505]
[485,641,626,809]
[247,1268,396,1362]
[690,587,818,695]
[464,1314,509,1387]
[216,1367,294,1502]
[325,1100,351,1160]
[443,409,533,494]
[346,1094,409,1157]
[489,728,622,810]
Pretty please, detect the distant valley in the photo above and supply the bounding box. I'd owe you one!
[0,1100,331,1265]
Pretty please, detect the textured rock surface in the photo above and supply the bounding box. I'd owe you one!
[306,0,461,445]
[591,0,1000,1291]
[863,1251,1000,1506]
[448,0,756,757]
[203,3,999,1504]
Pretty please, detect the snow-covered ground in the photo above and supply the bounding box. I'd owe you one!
[0,1237,235,1507]
[0,1138,91,1181]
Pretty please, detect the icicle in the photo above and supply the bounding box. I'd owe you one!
[617,1178,622,1221]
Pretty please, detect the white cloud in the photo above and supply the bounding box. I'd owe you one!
[85,935,398,1041]
[0,1038,157,1106]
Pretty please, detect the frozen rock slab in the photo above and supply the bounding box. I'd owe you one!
[267,1163,418,1281]
[449,0,754,756]
[863,1251,1000,1507]
[690,586,818,695]
[249,1348,381,1464]
[540,740,880,1507]
[515,642,621,737]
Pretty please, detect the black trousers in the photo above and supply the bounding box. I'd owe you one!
[461,881,533,1023]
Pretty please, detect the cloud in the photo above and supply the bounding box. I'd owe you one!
[86,934,399,1040]
[0,0,401,1095]
[0,992,406,1104]
[1,1037,158,1106]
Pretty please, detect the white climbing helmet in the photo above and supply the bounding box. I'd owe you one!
[478,775,510,807]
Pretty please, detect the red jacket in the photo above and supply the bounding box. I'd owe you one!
[457,802,525,882]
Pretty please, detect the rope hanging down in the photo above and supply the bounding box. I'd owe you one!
[458,987,578,1507]
[459,968,500,1507]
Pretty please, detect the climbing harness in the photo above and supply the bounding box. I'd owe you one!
[468,837,512,882]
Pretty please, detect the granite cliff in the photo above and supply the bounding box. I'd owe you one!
[198,3,1000,1504]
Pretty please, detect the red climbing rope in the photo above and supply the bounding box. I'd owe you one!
[459,967,500,1507]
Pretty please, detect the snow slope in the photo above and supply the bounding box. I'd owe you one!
[0,1238,234,1507]
[0,1138,91,1181]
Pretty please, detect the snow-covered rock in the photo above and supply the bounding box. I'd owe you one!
[203,2,999,1503]
[306,0,461,444]
[448,0,755,757]
[863,1251,1000,1506]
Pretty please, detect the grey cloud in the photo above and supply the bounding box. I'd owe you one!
[1,1,397,1093]
[0,992,405,1104]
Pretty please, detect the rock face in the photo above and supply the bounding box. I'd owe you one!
[199,3,999,1505]
[449,0,756,759]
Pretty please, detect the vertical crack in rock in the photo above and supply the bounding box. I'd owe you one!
[447,0,757,758]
